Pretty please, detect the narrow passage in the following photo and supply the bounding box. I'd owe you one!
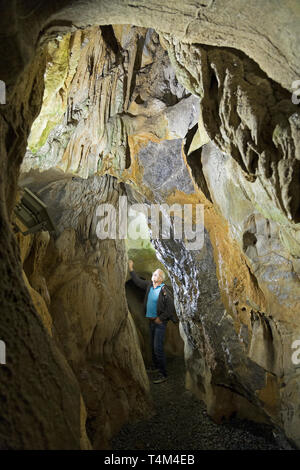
[111,356,288,451]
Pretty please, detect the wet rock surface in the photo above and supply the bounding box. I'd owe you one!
[111,356,287,451]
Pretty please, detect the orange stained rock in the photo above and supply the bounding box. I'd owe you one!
[124,132,267,339]
[256,372,280,419]
[122,132,163,197]
[167,184,267,337]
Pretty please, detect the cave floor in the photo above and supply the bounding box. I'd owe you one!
[111,356,288,451]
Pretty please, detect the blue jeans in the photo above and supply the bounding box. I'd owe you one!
[149,321,167,377]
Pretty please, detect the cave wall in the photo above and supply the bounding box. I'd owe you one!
[20,24,299,446]
[0,46,94,450]
[1,1,299,92]
[17,173,152,449]
[152,230,270,425]
[199,142,300,443]
[0,1,300,449]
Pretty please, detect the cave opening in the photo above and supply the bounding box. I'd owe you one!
[1,1,300,452]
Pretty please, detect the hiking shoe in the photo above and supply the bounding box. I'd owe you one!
[146,365,159,373]
[152,374,168,384]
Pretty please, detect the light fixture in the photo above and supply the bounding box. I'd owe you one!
[14,187,57,236]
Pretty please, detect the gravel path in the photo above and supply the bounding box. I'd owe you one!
[111,356,291,451]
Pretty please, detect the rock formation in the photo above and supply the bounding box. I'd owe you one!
[0,1,299,450]
[16,173,153,449]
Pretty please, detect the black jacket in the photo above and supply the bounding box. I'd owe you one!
[130,270,176,323]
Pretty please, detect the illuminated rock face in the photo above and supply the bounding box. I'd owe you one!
[152,145,300,445]
[16,174,152,449]
[22,26,198,181]
[0,2,300,450]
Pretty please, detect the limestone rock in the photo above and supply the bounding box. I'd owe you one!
[1,1,300,451]
[18,173,152,449]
